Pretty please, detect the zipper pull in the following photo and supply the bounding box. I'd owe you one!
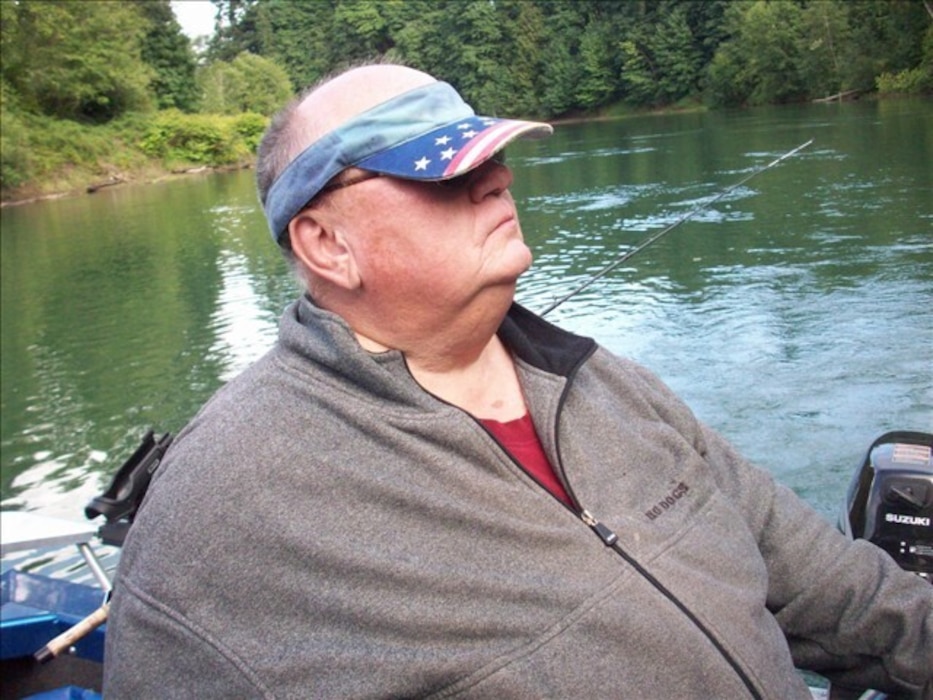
[581,509,618,546]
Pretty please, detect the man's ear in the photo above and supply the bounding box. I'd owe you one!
[287,212,361,290]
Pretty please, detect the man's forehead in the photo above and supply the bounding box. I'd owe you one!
[297,66,436,138]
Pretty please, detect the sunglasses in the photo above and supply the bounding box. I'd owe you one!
[313,150,508,202]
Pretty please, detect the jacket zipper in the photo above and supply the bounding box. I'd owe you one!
[449,346,762,697]
[546,359,762,699]
[476,407,762,698]
[578,509,763,700]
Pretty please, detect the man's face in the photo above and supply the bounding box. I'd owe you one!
[328,158,531,323]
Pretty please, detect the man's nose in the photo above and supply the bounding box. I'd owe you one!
[469,160,513,203]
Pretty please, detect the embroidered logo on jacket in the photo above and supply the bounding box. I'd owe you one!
[645,481,690,521]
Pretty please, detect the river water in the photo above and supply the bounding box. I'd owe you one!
[2,99,931,535]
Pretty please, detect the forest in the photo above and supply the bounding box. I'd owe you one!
[1,0,931,202]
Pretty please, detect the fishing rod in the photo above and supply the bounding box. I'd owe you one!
[538,139,814,317]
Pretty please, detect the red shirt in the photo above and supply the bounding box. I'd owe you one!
[481,413,573,507]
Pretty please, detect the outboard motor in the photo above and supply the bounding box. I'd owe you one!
[841,431,933,583]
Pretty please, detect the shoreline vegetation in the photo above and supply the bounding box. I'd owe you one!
[0,99,697,208]
[0,91,905,209]
[0,161,253,209]
[0,110,267,208]
[2,0,930,208]
[0,163,252,209]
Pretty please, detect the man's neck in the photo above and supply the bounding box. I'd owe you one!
[351,307,525,421]
[404,333,526,421]
[334,287,524,419]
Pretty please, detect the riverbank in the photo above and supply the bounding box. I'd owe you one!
[0,109,267,208]
[0,161,254,209]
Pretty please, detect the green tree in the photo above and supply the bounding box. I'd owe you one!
[0,0,153,122]
[619,38,657,106]
[536,2,587,115]
[0,82,32,191]
[252,0,335,90]
[182,0,933,117]
[844,0,931,91]
[272,0,405,89]
[198,52,293,115]
[390,0,446,73]
[619,4,703,107]
[876,21,933,94]
[497,0,550,116]
[332,0,397,63]
[578,20,620,109]
[796,1,855,98]
[705,0,807,107]
[436,0,508,114]
[742,1,806,105]
[652,6,704,103]
[681,0,730,68]
[138,0,201,111]
[207,0,262,62]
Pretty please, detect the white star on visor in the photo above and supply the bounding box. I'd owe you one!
[357,115,551,181]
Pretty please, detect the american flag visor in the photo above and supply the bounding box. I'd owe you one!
[264,81,553,244]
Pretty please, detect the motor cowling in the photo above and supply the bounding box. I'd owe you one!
[841,431,933,583]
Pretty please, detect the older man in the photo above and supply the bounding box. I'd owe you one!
[104,64,932,698]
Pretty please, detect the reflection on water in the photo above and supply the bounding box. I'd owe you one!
[209,249,279,382]
[1,99,931,533]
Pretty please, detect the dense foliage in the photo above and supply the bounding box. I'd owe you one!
[1,0,930,200]
[206,0,931,114]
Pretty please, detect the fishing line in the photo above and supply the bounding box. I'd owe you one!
[538,139,814,317]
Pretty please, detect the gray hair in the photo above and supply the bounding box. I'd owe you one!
[254,58,408,287]
[255,72,343,278]
[256,88,312,211]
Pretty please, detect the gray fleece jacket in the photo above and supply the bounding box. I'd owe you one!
[104,297,932,699]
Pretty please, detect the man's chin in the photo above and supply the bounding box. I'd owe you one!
[503,238,533,271]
